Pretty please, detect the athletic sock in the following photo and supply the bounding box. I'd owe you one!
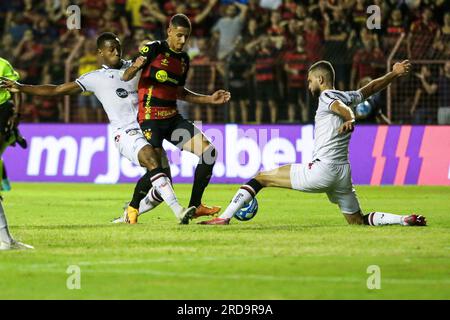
[130,166,172,211]
[138,187,163,215]
[364,211,406,226]
[220,179,263,220]
[0,201,12,244]
[189,146,216,208]
[129,171,152,209]
[149,168,183,217]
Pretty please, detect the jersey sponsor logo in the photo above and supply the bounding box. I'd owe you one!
[116,88,129,98]
[155,70,168,82]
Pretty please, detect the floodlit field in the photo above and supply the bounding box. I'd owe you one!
[0,183,449,299]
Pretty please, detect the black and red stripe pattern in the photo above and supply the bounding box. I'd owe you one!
[137,41,190,122]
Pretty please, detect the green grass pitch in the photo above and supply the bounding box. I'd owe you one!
[0,183,449,299]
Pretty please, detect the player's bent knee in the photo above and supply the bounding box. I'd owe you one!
[343,211,364,225]
[138,145,160,170]
[254,172,272,187]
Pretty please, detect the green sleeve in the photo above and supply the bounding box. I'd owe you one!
[0,59,20,81]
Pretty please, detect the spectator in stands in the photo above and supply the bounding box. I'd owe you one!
[0,34,15,63]
[383,8,407,57]
[33,15,59,57]
[13,29,44,84]
[35,96,62,123]
[7,12,30,43]
[433,12,450,59]
[350,37,385,89]
[227,40,252,124]
[437,62,450,125]
[350,0,368,33]
[323,8,351,90]
[283,34,309,123]
[143,0,218,39]
[77,40,101,123]
[105,0,130,36]
[280,0,297,20]
[303,17,323,62]
[241,17,262,46]
[249,35,278,124]
[410,65,438,124]
[407,7,439,59]
[283,18,301,50]
[186,38,216,123]
[20,96,39,123]
[139,1,165,39]
[212,1,248,61]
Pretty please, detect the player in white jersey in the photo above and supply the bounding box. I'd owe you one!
[200,60,427,226]
[0,33,196,225]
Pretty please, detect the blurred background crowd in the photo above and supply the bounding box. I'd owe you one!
[0,0,449,124]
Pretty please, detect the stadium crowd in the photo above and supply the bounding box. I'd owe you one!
[0,0,449,124]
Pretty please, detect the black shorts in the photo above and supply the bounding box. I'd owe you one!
[140,114,201,149]
[287,87,307,105]
[229,85,247,102]
[0,101,14,135]
[255,81,277,102]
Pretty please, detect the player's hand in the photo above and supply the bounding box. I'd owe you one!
[209,90,231,104]
[392,60,411,77]
[338,120,355,134]
[7,113,19,132]
[0,77,21,93]
[132,56,147,69]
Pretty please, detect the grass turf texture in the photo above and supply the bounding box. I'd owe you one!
[0,183,449,299]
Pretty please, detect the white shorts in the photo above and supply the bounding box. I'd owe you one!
[113,127,149,166]
[290,161,361,214]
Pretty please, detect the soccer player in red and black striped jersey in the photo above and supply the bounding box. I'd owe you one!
[122,14,230,223]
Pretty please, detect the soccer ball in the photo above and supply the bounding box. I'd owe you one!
[234,198,258,221]
[355,100,372,118]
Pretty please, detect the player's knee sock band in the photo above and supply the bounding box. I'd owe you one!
[189,146,217,208]
[242,179,264,197]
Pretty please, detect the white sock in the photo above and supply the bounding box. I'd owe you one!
[151,173,183,217]
[220,187,254,220]
[367,212,406,226]
[138,187,163,215]
[0,201,13,244]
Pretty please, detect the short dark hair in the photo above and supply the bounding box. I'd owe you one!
[97,32,119,49]
[170,14,191,29]
[308,60,335,85]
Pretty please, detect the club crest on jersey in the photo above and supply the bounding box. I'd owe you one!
[155,70,168,82]
[114,135,120,143]
[161,58,169,67]
[143,129,152,140]
[116,88,128,98]
[126,129,138,136]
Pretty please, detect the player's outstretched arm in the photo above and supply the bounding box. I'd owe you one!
[177,87,231,105]
[0,77,82,96]
[122,56,147,81]
[359,60,411,99]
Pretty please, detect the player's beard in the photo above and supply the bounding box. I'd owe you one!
[311,87,321,98]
